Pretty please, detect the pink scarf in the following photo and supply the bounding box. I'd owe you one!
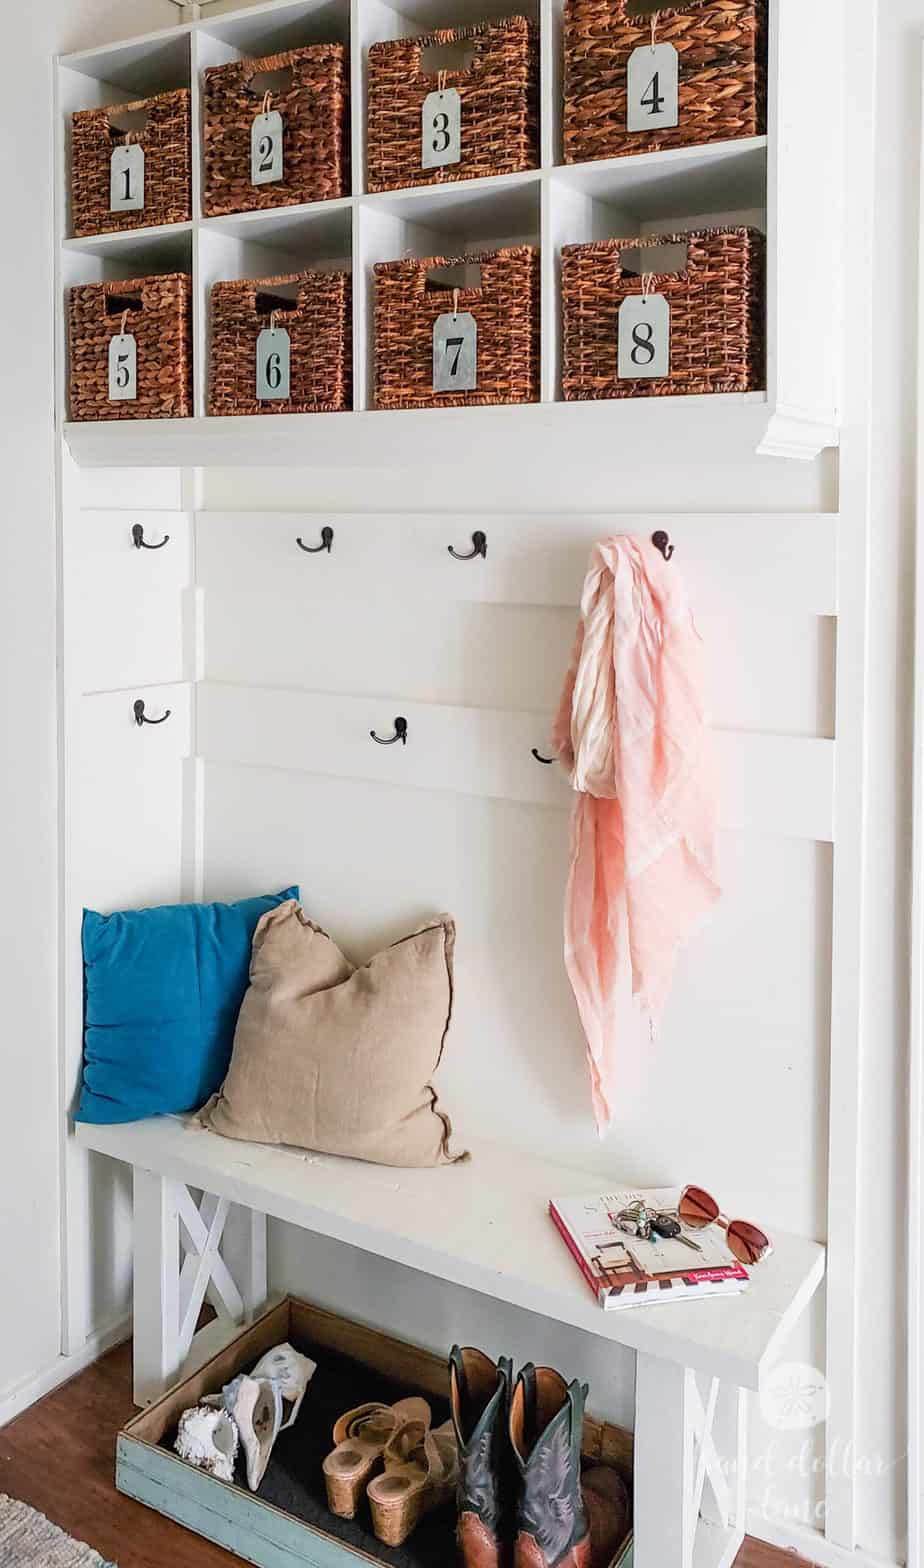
[552,536,721,1135]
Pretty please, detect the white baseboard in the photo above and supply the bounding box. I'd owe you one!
[0,1315,131,1429]
[748,1509,902,1568]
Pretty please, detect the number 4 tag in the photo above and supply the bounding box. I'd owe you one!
[618,294,670,380]
[627,43,679,132]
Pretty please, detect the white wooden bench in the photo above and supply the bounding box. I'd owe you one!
[76,1118,825,1568]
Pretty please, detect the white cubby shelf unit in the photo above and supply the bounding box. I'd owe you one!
[56,0,843,468]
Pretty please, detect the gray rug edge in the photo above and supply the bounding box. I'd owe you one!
[0,1494,117,1567]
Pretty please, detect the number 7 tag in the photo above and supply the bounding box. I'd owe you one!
[433,311,477,392]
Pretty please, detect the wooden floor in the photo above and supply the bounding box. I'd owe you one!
[0,1343,813,1568]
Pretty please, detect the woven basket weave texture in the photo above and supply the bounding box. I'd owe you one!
[70,90,191,237]
[561,226,765,400]
[209,271,352,416]
[68,272,193,422]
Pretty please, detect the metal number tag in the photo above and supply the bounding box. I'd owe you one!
[108,333,138,401]
[256,327,291,401]
[618,294,670,380]
[251,111,284,186]
[422,89,461,170]
[110,144,145,212]
[627,43,679,131]
[433,311,476,392]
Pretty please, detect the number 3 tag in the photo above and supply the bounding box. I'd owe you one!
[108,333,138,401]
[433,311,476,392]
[618,294,670,380]
[256,328,291,401]
[251,111,284,186]
[422,89,461,170]
[627,43,679,131]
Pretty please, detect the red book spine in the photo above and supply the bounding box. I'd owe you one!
[548,1201,604,1305]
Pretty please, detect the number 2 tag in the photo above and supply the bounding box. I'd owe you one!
[627,43,679,132]
[422,89,461,170]
[256,328,291,401]
[618,294,670,380]
[251,111,284,186]
[110,144,145,212]
[108,333,138,401]
[433,311,476,392]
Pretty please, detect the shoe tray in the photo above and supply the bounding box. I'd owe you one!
[118,1295,633,1568]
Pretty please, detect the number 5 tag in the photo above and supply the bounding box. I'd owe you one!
[251,111,284,186]
[433,311,477,392]
[256,327,291,401]
[108,333,138,401]
[627,43,679,131]
[618,294,670,380]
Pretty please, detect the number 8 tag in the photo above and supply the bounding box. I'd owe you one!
[618,294,670,380]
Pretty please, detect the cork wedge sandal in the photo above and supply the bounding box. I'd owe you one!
[323,1398,431,1518]
[367,1418,459,1548]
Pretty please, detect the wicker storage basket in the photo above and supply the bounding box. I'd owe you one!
[374,245,539,409]
[209,271,352,416]
[562,0,767,164]
[70,90,191,237]
[68,273,193,422]
[561,227,765,400]
[366,18,538,193]
[202,47,348,216]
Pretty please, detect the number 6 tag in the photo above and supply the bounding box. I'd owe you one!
[256,327,291,401]
[433,311,477,392]
[627,43,679,132]
[618,294,670,380]
[108,333,137,401]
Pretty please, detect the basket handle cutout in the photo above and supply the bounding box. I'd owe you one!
[107,106,149,138]
[255,282,302,316]
[620,241,690,281]
[425,262,482,293]
[419,38,477,78]
[104,292,144,317]
[246,66,295,97]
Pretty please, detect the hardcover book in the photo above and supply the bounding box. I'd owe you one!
[549,1188,750,1312]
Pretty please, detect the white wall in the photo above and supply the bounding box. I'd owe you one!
[0,0,174,1417]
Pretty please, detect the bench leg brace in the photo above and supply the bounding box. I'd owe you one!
[132,1171,268,1406]
[634,1352,747,1568]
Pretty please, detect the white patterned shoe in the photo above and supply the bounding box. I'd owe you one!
[219,1374,284,1492]
[251,1343,317,1430]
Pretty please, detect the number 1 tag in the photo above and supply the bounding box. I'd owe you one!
[618,294,670,380]
[108,333,138,401]
[433,311,477,392]
[251,111,284,186]
[422,89,461,170]
[627,43,679,131]
[256,328,291,401]
[110,144,145,212]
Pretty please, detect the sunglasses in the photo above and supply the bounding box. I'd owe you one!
[678,1185,773,1267]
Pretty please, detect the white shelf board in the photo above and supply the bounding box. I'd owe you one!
[550,137,768,222]
[62,221,194,264]
[58,27,191,95]
[63,392,770,469]
[201,198,353,248]
[75,1115,825,1390]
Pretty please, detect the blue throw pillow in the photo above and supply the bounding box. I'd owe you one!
[77,888,299,1124]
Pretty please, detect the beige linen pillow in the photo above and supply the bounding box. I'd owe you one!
[201,900,467,1168]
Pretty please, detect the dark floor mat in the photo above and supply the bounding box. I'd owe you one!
[161,1332,454,1567]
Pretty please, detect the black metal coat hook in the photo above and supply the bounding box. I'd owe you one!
[132,523,170,550]
[134,699,171,727]
[651,530,674,561]
[370,716,408,746]
[532,748,556,765]
[296,526,334,554]
[448,530,487,561]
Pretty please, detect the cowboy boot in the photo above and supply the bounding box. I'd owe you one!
[450,1346,514,1568]
[509,1365,590,1568]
